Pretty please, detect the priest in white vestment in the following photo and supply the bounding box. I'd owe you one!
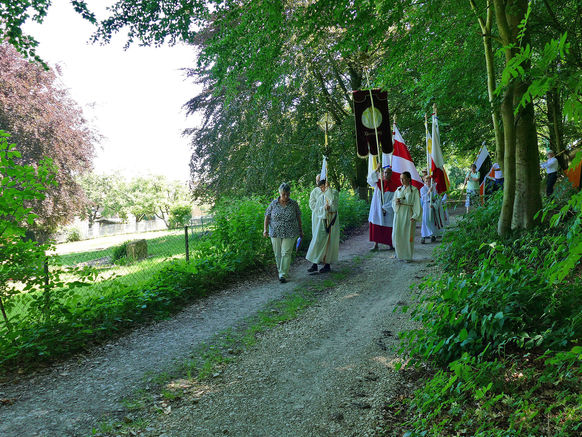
[392,171,422,261]
[306,178,340,273]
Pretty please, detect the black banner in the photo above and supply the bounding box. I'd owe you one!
[353,89,392,157]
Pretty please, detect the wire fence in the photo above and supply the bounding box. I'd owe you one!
[1,216,214,333]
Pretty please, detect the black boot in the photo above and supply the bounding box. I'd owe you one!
[307,263,318,273]
[319,264,331,273]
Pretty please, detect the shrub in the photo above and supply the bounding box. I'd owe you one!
[168,204,193,229]
[66,227,82,242]
[210,196,272,269]
[112,241,130,262]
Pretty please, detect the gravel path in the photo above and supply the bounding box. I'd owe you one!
[0,225,439,437]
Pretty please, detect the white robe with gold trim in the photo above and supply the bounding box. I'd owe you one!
[392,185,421,260]
[306,188,340,264]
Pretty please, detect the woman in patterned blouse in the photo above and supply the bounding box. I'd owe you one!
[263,183,303,283]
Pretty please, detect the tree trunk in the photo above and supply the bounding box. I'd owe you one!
[0,293,11,331]
[470,0,504,166]
[513,82,541,229]
[499,85,516,237]
[546,88,567,169]
[494,0,542,235]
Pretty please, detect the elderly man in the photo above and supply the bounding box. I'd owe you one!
[540,150,559,196]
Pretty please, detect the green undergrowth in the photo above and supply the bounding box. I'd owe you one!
[391,181,582,436]
[1,190,368,372]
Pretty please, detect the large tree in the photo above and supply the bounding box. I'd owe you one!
[127,175,191,227]
[78,172,128,227]
[0,43,96,239]
[467,0,582,234]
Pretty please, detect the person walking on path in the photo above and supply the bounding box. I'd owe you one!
[540,150,559,196]
[306,178,340,273]
[464,164,480,213]
[392,171,421,262]
[420,175,437,244]
[367,163,397,250]
[264,183,303,283]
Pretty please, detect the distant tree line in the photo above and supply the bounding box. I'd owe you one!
[78,173,193,229]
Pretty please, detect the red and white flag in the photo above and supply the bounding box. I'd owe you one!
[430,114,450,194]
[392,124,423,190]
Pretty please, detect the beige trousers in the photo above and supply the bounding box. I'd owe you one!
[270,237,296,279]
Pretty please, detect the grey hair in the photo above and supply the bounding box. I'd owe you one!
[278,182,291,194]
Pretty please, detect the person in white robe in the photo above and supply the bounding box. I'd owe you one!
[367,164,396,250]
[392,171,422,262]
[306,178,340,273]
[309,174,322,238]
[420,175,437,244]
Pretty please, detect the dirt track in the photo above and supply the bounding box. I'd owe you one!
[0,225,439,436]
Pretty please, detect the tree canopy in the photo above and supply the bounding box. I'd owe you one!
[5,0,582,235]
[0,43,96,238]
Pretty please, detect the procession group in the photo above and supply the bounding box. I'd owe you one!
[262,146,561,283]
[262,163,447,283]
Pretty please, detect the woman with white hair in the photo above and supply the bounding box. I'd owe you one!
[263,183,303,283]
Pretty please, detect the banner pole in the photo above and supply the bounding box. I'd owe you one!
[425,113,430,176]
[391,114,396,168]
[364,69,384,207]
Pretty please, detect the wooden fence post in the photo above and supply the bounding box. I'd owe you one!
[185,225,190,262]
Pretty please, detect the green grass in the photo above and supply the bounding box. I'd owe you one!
[57,229,199,266]
[3,229,209,325]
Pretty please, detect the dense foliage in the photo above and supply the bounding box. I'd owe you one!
[0,131,56,329]
[394,177,582,435]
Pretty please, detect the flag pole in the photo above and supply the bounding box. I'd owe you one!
[432,104,438,179]
[364,69,384,205]
[324,115,328,148]
[430,105,438,218]
[391,114,396,168]
[425,113,430,176]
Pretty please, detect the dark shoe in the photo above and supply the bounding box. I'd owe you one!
[319,264,331,273]
[421,237,426,244]
[307,263,318,273]
[279,277,287,283]
[431,235,436,243]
